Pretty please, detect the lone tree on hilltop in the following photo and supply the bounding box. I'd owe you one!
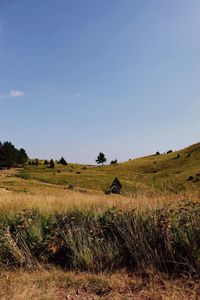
[49,159,55,168]
[96,152,107,165]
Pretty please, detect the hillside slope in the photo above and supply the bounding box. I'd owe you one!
[6,143,200,195]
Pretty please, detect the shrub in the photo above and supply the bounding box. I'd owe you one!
[16,173,30,180]
[67,184,74,189]
[167,150,173,154]
[173,154,180,160]
[110,159,117,165]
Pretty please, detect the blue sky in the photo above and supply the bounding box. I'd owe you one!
[0,0,200,163]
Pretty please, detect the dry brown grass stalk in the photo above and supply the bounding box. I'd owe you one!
[0,269,199,299]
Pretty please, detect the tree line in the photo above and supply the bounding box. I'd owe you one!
[0,141,28,168]
[0,141,116,168]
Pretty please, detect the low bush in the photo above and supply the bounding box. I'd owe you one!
[16,173,31,180]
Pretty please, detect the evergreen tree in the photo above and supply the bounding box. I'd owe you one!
[96,152,107,165]
[44,160,49,165]
[59,157,68,165]
[0,141,28,168]
[18,148,28,164]
[109,177,122,194]
[49,159,55,168]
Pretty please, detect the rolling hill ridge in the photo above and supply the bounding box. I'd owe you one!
[11,142,200,195]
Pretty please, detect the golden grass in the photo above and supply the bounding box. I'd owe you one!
[0,268,199,299]
[0,168,199,218]
[0,170,200,298]
[0,185,199,216]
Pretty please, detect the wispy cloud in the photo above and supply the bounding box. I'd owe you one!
[68,93,81,97]
[10,90,24,97]
[0,90,25,98]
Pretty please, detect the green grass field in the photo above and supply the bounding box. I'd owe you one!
[8,142,200,195]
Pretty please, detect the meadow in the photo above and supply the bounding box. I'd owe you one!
[0,143,200,299]
[11,142,200,195]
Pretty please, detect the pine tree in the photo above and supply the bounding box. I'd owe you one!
[17,148,28,164]
[59,157,68,166]
[0,141,28,168]
[49,159,55,168]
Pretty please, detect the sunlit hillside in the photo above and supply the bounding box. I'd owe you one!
[3,143,199,196]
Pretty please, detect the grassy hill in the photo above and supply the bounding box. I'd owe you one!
[10,142,200,195]
[0,143,200,295]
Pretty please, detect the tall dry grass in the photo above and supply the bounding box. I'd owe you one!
[0,198,199,276]
[0,185,200,277]
[0,187,198,215]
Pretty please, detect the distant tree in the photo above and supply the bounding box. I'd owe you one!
[33,159,39,166]
[96,152,107,165]
[59,157,68,166]
[49,159,55,168]
[44,160,49,165]
[110,159,117,165]
[17,148,28,164]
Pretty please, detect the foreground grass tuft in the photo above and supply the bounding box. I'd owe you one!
[0,201,200,277]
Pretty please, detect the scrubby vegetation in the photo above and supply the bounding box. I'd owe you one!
[0,201,199,277]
